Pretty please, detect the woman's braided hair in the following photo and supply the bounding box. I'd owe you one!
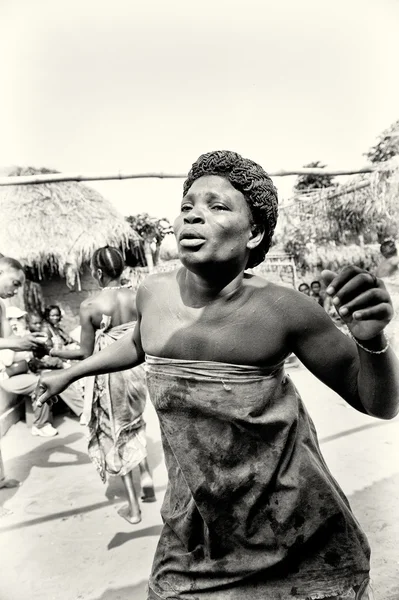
[183,150,278,268]
[91,246,125,279]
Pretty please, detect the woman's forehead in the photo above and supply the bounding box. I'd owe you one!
[185,175,243,199]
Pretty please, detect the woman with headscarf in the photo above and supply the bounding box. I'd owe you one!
[36,151,399,599]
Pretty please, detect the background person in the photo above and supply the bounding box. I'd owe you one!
[310,279,325,306]
[43,305,76,352]
[0,256,46,487]
[46,246,155,524]
[298,282,310,295]
[376,239,399,278]
[1,307,84,436]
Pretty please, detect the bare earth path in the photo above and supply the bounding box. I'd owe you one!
[0,365,398,600]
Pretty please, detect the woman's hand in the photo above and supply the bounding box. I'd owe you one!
[34,369,72,407]
[13,333,46,351]
[322,267,393,341]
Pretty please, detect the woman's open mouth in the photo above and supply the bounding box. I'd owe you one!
[179,230,206,249]
[180,238,206,248]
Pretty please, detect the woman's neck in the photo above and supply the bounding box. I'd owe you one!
[101,277,122,289]
[180,267,245,307]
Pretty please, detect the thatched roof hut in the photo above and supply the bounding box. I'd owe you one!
[0,166,143,288]
[277,157,399,247]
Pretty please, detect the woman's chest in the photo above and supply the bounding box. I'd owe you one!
[140,298,288,365]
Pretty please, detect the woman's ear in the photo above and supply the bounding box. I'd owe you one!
[247,225,265,250]
[96,268,103,282]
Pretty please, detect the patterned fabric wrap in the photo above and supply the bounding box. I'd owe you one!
[145,355,370,600]
[86,316,147,482]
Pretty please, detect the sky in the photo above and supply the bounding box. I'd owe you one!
[1,0,399,222]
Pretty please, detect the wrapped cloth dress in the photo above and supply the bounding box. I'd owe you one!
[145,355,371,600]
[84,315,147,482]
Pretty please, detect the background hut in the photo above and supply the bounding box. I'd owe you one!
[275,158,399,278]
[0,166,144,331]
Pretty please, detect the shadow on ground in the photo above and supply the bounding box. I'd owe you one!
[89,580,149,600]
[319,420,395,445]
[108,524,163,550]
[0,431,90,508]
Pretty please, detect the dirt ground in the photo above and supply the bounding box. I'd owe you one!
[0,365,398,600]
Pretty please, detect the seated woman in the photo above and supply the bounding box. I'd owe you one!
[43,305,76,351]
[36,150,399,600]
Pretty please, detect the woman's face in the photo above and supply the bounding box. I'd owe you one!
[48,309,61,325]
[174,175,258,271]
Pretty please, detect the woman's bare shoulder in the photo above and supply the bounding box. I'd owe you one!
[249,276,327,327]
[139,269,180,293]
[244,273,298,300]
[80,294,99,311]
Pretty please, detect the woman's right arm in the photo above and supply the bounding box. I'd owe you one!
[70,328,144,381]
[36,325,144,406]
[36,282,148,406]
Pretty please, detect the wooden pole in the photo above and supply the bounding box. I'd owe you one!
[270,166,377,177]
[0,166,381,187]
[0,171,187,187]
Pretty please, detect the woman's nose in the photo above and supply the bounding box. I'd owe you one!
[183,209,205,224]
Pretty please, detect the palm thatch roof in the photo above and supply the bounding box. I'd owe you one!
[277,157,399,244]
[0,167,143,287]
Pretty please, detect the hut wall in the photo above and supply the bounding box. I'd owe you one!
[40,266,99,333]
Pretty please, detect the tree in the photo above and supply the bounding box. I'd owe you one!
[126,213,173,270]
[365,119,399,163]
[294,161,337,192]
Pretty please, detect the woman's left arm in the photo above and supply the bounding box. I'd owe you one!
[290,267,399,420]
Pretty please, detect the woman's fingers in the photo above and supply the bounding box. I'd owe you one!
[321,269,337,289]
[322,267,364,294]
[334,288,392,317]
[324,268,377,298]
[350,303,393,322]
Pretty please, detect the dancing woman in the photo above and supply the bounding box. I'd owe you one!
[37,152,399,599]
[52,246,155,524]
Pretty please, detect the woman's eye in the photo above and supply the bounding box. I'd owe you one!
[211,204,227,211]
[180,205,192,212]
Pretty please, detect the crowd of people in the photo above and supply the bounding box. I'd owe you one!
[1,304,83,437]
[298,279,324,305]
[1,149,399,599]
[0,251,155,524]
